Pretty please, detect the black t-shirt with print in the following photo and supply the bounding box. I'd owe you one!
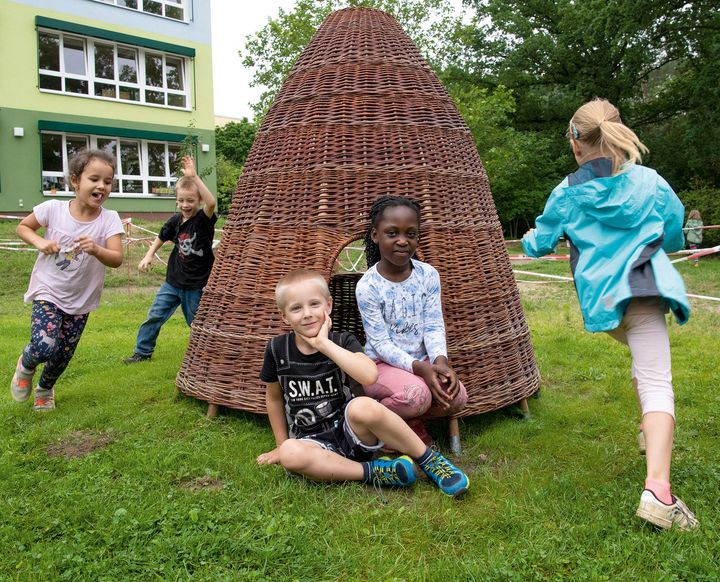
[260,331,363,438]
[159,210,217,290]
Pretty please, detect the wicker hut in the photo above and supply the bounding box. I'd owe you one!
[177,8,540,437]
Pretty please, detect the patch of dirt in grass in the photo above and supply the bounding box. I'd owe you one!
[46,430,116,459]
[180,476,225,493]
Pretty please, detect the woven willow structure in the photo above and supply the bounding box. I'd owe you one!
[177,7,540,417]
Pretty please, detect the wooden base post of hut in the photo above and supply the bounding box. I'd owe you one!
[449,417,461,455]
[518,398,530,419]
[207,403,220,418]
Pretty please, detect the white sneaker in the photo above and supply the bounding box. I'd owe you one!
[636,490,699,531]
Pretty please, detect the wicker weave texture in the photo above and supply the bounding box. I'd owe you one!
[177,7,540,416]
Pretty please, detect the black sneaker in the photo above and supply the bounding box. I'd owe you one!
[124,353,151,364]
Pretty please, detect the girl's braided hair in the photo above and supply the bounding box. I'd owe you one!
[363,195,421,268]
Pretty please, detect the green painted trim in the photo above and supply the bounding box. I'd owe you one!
[38,120,187,142]
[35,16,196,57]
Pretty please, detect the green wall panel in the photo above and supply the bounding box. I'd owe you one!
[0,108,216,214]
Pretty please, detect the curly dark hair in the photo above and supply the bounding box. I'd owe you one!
[363,195,421,268]
[68,148,116,184]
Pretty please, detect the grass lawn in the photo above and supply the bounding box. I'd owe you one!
[1,220,719,580]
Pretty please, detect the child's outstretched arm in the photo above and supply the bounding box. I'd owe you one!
[257,381,289,465]
[181,156,216,218]
[301,313,378,386]
[522,189,566,257]
[17,213,60,255]
[138,236,166,272]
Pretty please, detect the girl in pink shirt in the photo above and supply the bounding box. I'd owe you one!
[10,149,124,411]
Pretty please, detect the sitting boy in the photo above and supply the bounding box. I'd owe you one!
[256,269,470,497]
[124,156,216,364]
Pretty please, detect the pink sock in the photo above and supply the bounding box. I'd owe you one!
[645,478,672,504]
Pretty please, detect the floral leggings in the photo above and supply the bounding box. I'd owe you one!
[21,300,89,390]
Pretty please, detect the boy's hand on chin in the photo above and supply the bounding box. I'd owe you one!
[299,313,332,350]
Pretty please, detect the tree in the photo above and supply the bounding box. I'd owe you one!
[214,154,242,215]
[460,0,720,189]
[240,0,462,120]
[215,119,257,167]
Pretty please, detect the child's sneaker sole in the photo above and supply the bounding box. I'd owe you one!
[636,490,699,531]
[11,355,34,402]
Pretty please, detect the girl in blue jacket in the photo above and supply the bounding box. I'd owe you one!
[523,98,698,531]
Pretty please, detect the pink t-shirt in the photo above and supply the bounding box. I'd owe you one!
[24,200,124,315]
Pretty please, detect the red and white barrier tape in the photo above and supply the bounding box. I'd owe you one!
[513,269,720,302]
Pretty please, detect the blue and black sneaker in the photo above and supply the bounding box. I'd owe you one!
[368,455,417,487]
[419,451,469,497]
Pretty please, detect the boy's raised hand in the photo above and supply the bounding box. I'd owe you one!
[181,155,197,178]
[256,447,281,465]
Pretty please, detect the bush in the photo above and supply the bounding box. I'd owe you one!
[678,181,720,248]
[215,154,242,215]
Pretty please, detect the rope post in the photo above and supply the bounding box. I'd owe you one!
[449,417,461,455]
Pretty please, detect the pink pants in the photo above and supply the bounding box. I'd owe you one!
[363,362,468,420]
[606,298,675,419]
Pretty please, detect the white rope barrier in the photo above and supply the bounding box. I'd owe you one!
[512,269,720,302]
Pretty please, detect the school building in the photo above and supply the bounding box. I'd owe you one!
[0,0,216,217]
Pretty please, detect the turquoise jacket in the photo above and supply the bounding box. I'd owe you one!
[522,159,690,332]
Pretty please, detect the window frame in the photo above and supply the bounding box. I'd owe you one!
[40,130,185,199]
[92,0,189,23]
[38,28,191,111]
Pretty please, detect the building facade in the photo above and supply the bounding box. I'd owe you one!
[0,0,216,216]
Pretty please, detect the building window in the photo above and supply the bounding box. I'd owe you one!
[94,0,187,22]
[38,29,189,109]
[41,131,183,198]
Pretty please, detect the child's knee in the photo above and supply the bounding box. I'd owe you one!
[446,385,468,414]
[347,396,385,427]
[28,335,58,362]
[396,383,432,417]
[278,439,312,472]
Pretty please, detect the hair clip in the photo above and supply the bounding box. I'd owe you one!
[571,123,580,140]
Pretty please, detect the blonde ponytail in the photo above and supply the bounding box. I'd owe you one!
[570,98,648,175]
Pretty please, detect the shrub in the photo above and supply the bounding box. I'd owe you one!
[678,181,720,248]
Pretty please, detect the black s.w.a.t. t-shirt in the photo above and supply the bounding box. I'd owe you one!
[260,331,363,438]
[159,210,217,290]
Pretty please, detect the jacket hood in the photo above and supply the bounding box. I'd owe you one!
[565,160,656,229]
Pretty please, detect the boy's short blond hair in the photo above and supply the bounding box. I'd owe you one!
[275,269,330,310]
[175,176,200,197]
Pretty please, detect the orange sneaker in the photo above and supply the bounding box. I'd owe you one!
[11,355,35,402]
[33,387,55,411]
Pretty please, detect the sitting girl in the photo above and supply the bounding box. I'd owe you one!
[355,196,467,444]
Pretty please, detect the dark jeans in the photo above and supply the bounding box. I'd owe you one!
[134,282,202,356]
[21,300,89,390]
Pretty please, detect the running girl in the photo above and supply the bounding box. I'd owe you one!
[11,149,124,410]
[523,98,698,530]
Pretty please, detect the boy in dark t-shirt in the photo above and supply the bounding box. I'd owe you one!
[124,156,217,364]
[256,269,470,496]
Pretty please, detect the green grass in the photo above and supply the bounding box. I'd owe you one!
[1,220,719,580]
